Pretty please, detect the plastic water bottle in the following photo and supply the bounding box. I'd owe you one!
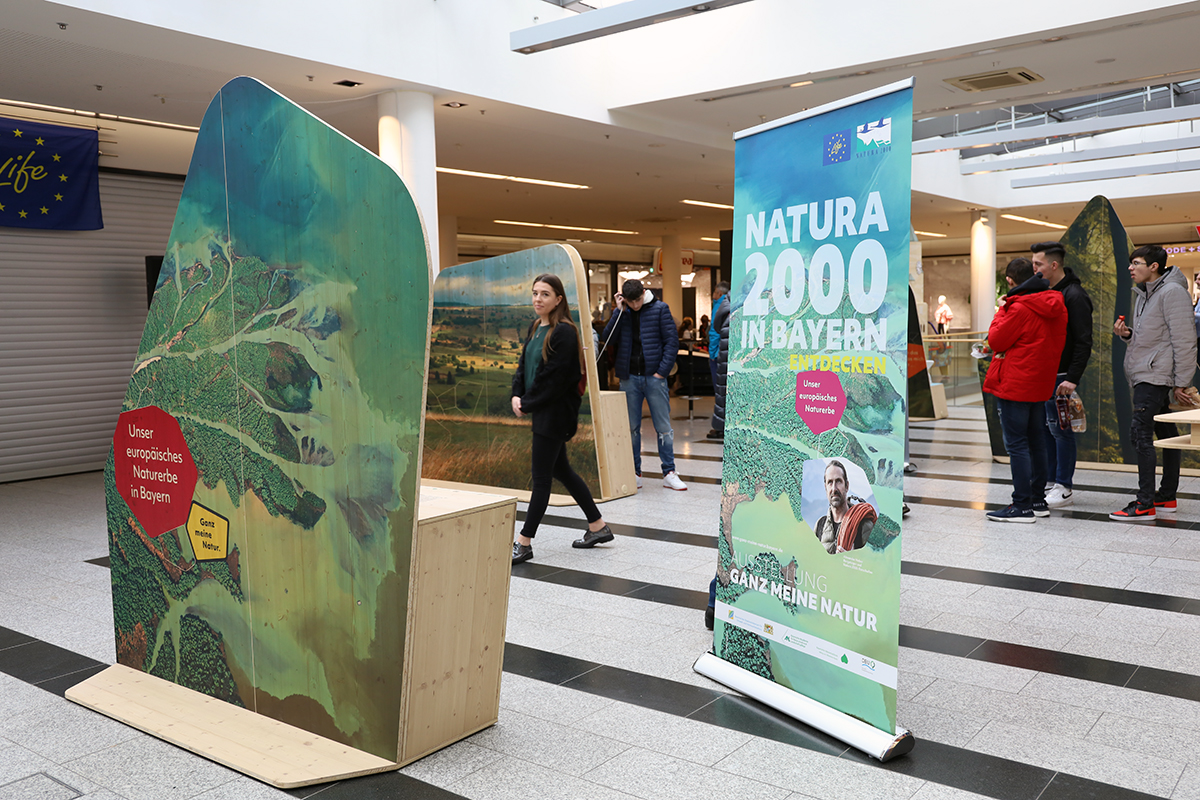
[1055,394,1071,430]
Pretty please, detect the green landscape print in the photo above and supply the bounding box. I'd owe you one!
[424,245,598,496]
[104,77,430,760]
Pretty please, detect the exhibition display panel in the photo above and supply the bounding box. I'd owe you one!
[66,77,514,786]
[423,244,637,502]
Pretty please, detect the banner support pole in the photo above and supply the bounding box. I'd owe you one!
[693,652,915,762]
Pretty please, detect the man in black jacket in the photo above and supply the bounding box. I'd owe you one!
[1032,241,1094,509]
[602,279,687,491]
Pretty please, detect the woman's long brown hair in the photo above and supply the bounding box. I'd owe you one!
[531,273,585,375]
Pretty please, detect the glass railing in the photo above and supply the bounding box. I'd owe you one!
[924,331,987,407]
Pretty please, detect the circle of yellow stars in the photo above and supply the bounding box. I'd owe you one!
[5,126,69,222]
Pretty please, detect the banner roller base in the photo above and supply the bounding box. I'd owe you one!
[693,652,915,762]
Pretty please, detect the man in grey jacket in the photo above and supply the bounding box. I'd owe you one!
[1111,245,1198,521]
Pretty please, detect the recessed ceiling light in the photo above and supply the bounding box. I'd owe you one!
[913,230,948,238]
[438,167,589,190]
[1000,213,1067,229]
[789,80,813,88]
[333,79,362,87]
[443,102,467,108]
[681,199,734,210]
[701,237,720,242]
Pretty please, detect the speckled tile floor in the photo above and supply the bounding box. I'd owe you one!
[3,401,1200,799]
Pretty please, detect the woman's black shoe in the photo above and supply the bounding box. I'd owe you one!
[572,525,614,548]
[704,606,714,631]
[512,542,533,564]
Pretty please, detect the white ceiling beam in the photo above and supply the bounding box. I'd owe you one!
[1011,159,1200,188]
[914,105,1200,154]
[961,134,1200,173]
[510,0,753,54]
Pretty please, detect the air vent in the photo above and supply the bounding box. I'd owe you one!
[946,68,1044,93]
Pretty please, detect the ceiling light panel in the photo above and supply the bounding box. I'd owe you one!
[438,167,589,189]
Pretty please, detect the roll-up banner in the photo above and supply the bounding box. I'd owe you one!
[695,79,914,760]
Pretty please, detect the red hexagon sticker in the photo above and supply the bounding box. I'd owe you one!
[113,406,198,537]
[795,370,847,435]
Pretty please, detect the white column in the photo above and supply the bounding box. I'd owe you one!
[377,91,439,271]
[660,235,683,325]
[439,214,458,270]
[970,209,997,334]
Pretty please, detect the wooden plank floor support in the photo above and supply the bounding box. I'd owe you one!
[66,664,398,788]
[68,486,517,788]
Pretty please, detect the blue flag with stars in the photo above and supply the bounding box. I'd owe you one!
[0,116,102,230]
[823,128,852,165]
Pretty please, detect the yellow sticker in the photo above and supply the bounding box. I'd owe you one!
[186,501,229,560]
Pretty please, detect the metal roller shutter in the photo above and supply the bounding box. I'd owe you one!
[0,171,183,483]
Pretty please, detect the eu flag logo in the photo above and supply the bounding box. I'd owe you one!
[823,129,852,165]
[0,116,102,231]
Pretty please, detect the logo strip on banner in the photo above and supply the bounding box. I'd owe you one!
[708,77,913,747]
[716,601,897,688]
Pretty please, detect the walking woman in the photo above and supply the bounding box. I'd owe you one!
[510,274,613,564]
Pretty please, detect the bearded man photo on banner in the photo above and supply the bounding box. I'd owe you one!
[813,459,877,554]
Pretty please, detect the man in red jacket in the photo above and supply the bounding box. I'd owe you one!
[983,258,1068,522]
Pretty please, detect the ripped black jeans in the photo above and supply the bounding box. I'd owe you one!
[1131,383,1179,505]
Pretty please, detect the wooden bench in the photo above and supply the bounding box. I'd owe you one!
[1152,408,1200,450]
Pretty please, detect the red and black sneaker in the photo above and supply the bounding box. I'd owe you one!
[1153,497,1178,514]
[1110,501,1156,522]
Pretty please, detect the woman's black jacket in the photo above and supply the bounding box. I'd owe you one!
[511,321,582,441]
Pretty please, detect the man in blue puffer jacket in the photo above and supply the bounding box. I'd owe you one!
[602,279,687,491]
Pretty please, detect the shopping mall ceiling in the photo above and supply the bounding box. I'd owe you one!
[3,0,1200,256]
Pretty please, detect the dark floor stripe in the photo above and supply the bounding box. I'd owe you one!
[520,511,715,548]
[904,491,1200,529]
[533,511,1200,618]
[912,469,1200,505]
[0,628,467,800]
[0,617,1153,800]
[910,433,990,443]
[910,424,990,432]
[645,450,724,463]
[634,469,721,485]
[908,451,995,464]
[510,561,1200,710]
[502,639,1153,800]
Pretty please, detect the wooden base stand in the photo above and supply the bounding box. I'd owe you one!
[68,486,516,788]
[67,664,397,788]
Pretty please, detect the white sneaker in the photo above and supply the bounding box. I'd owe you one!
[1045,484,1073,508]
[663,471,688,491]
[636,474,643,489]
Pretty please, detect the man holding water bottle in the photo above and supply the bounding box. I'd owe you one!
[1031,242,1094,509]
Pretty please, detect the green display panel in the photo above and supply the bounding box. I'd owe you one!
[104,77,431,760]
[907,287,935,419]
[423,245,598,494]
[1063,196,1136,465]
